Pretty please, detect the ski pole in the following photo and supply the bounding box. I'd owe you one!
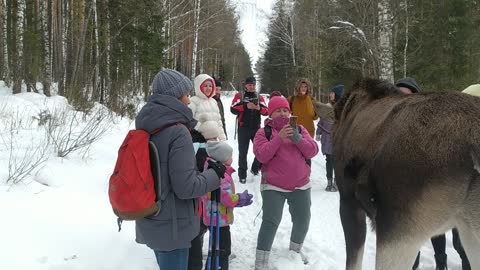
[206,194,215,270]
[215,190,221,270]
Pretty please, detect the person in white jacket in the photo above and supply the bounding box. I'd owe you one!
[189,74,226,141]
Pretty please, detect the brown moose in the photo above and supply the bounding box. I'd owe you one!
[322,79,480,270]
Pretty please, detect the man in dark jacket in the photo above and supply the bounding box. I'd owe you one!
[213,78,227,138]
[135,69,225,270]
[231,76,268,183]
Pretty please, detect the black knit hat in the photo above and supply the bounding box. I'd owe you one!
[214,78,222,87]
[395,77,421,93]
[245,76,256,84]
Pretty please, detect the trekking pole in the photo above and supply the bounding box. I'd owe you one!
[234,117,238,140]
[215,192,221,270]
[206,193,215,270]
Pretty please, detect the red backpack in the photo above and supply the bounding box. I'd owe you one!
[108,124,179,229]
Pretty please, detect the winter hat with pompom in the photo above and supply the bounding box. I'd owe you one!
[267,96,290,116]
[206,141,233,163]
[197,121,220,140]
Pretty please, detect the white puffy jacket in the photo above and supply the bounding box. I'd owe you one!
[189,74,226,141]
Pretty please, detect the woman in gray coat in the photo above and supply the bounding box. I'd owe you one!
[135,69,224,270]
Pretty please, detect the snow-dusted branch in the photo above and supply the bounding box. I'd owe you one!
[44,104,112,158]
[0,109,50,185]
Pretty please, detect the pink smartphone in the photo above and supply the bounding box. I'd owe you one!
[289,116,298,128]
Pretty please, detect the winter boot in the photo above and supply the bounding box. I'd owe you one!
[461,257,471,270]
[325,178,333,192]
[254,249,270,270]
[250,162,260,176]
[239,178,246,184]
[412,252,420,270]
[289,241,309,264]
[331,179,338,192]
[434,254,448,270]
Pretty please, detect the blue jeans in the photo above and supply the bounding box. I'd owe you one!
[154,248,189,270]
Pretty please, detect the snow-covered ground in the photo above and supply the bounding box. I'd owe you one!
[0,83,464,269]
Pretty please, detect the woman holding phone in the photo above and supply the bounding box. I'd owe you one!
[252,96,319,270]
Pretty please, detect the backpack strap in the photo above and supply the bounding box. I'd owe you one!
[150,122,183,135]
[148,122,183,239]
[264,125,272,141]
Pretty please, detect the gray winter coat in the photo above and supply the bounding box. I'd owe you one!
[134,94,220,251]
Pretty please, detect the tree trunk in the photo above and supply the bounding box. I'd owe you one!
[289,15,296,67]
[0,0,6,80]
[91,0,99,100]
[378,0,394,82]
[403,0,409,78]
[40,0,51,96]
[7,0,22,93]
[52,0,64,95]
[191,0,201,80]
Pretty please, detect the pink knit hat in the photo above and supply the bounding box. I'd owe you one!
[267,96,290,116]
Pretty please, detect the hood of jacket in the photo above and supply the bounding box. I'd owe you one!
[194,74,216,100]
[135,94,197,132]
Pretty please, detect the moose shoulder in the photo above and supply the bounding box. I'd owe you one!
[319,79,480,270]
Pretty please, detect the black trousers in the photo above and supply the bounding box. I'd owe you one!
[237,126,260,179]
[412,229,470,270]
[204,226,231,270]
[188,223,208,270]
[325,154,334,180]
[452,228,471,270]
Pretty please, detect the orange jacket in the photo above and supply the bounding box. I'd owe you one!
[288,95,318,137]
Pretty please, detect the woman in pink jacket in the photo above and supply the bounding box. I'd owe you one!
[252,96,319,270]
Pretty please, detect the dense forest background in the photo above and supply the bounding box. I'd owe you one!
[0,0,253,115]
[2,0,480,111]
[257,0,480,98]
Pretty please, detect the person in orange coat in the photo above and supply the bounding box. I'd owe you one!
[288,79,318,137]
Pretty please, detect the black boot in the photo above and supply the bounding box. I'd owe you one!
[434,254,447,270]
[412,252,420,270]
[331,179,338,192]
[461,254,471,270]
[325,178,333,191]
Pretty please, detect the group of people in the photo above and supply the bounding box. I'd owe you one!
[134,68,333,270]
[132,68,472,270]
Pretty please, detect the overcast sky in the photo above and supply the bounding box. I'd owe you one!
[233,0,275,72]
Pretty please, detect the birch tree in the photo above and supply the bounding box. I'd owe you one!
[378,0,394,83]
[0,0,6,80]
[191,0,201,79]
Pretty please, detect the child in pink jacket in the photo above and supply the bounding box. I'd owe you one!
[253,96,319,269]
[201,141,253,270]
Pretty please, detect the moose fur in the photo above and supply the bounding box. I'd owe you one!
[332,79,480,270]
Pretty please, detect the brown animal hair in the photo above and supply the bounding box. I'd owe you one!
[334,79,401,121]
[294,78,312,95]
[332,78,480,270]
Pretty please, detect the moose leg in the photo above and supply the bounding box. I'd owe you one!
[455,225,480,269]
[340,196,366,270]
[375,210,423,270]
[375,236,420,270]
